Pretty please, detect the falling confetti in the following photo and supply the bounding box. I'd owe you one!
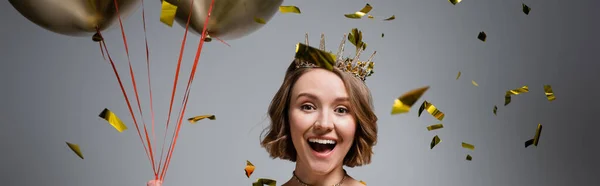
[160,0,178,27]
[66,142,84,159]
[348,28,367,53]
[418,101,446,121]
[391,86,430,115]
[367,15,374,19]
[252,178,277,186]
[456,71,461,80]
[426,124,444,131]
[504,86,529,106]
[478,32,487,42]
[466,154,472,161]
[383,15,395,21]
[462,142,475,150]
[245,160,255,178]
[525,124,543,148]
[381,33,384,38]
[524,139,534,148]
[279,6,301,14]
[449,0,462,5]
[360,180,367,185]
[188,114,216,124]
[493,105,498,115]
[522,3,531,15]
[471,80,479,87]
[344,4,373,19]
[544,85,556,101]
[254,17,266,24]
[99,108,127,132]
[430,135,442,149]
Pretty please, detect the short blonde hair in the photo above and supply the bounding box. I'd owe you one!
[260,61,378,167]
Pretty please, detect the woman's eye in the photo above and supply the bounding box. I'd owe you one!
[335,107,349,114]
[301,105,315,110]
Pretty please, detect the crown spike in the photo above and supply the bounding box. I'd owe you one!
[305,33,309,46]
[351,47,364,65]
[319,33,325,51]
[366,51,377,63]
[336,34,347,61]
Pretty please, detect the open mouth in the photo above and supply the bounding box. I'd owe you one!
[307,138,337,154]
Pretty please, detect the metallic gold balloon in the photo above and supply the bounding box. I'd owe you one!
[9,0,141,36]
[165,0,283,40]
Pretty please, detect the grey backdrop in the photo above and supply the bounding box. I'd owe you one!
[1,0,599,185]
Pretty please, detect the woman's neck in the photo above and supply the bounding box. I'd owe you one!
[292,162,347,186]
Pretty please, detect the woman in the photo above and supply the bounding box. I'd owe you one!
[261,33,378,186]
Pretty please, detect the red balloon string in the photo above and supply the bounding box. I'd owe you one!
[113,0,157,175]
[160,0,217,181]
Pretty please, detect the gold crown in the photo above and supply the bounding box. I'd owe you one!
[294,33,376,82]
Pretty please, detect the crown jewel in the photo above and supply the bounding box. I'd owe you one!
[294,33,376,82]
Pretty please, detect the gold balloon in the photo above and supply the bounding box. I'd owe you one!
[9,0,141,36]
[165,0,283,40]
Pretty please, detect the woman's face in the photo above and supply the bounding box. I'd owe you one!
[288,68,357,175]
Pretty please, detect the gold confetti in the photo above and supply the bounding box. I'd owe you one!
[456,71,461,80]
[252,178,277,186]
[381,33,384,38]
[493,105,498,115]
[245,160,255,178]
[522,3,531,15]
[524,139,534,148]
[188,114,216,124]
[295,43,336,71]
[66,142,84,159]
[348,28,367,53]
[344,3,373,19]
[478,32,487,42]
[367,15,374,19]
[449,0,462,5]
[533,123,542,146]
[359,180,367,185]
[99,108,127,132]
[426,124,444,131]
[544,85,556,101]
[462,142,475,150]
[466,154,472,161]
[279,6,301,14]
[383,15,395,21]
[430,135,441,149]
[418,101,445,121]
[391,86,430,115]
[254,17,266,24]
[472,80,479,87]
[504,86,529,106]
[160,0,178,27]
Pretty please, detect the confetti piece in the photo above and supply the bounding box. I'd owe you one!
[383,15,395,21]
[471,80,479,87]
[252,178,277,186]
[99,108,127,132]
[466,154,472,161]
[367,15,374,19]
[360,180,367,185]
[245,160,255,178]
[279,6,301,14]
[66,142,84,159]
[522,3,531,15]
[430,135,441,149]
[381,33,384,38]
[478,32,487,42]
[254,17,266,24]
[418,101,445,121]
[348,28,367,53]
[462,142,475,150]
[456,71,461,80]
[344,3,373,19]
[524,139,534,148]
[504,86,529,106]
[544,85,556,101]
[295,43,336,71]
[449,0,462,5]
[426,124,444,131]
[493,105,498,115]
[188,114,216,124]
[391,86,430,115]
[533,124,542,146]
[160,0,178,27]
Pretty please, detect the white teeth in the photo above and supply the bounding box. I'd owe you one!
[308,138,337,144]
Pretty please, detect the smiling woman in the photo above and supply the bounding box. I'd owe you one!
[261,33,378,186]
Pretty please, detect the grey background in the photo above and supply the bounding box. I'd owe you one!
[1,0,599,185]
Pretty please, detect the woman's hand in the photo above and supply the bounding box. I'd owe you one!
[147,180,163,186]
